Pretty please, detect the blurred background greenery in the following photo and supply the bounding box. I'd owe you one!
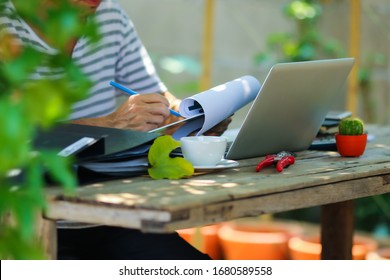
[121,0,389,126]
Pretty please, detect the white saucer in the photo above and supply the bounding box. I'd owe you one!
[193,159,239,171]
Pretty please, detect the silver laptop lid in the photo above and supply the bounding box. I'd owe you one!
[225,58,355,160]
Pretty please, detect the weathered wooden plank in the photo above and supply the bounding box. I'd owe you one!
[159,176,390,232]
[47,155,390,213]
[45,175,390,233]
[45,200,172,230]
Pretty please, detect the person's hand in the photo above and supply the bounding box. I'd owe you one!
[105,93,171,131]
[72,93,172,131]
[204,115,233,136]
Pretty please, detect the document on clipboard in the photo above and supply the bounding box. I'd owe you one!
[150,75,261,140]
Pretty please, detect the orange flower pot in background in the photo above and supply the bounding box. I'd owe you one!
[217,219,303,260]
[335,133,368,157]
[177,224,222,260]
[366,247,390,260]
[288,234,378,260]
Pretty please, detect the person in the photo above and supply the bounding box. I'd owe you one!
[0,0,231,259]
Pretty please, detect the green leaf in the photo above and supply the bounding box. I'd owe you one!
[41,151,76,195]
[148,135,194,179]
[2,47,43,85]
[0,100,32,173]
[13,156,46,240]
[0,227,45,260]
[23,77,88,128]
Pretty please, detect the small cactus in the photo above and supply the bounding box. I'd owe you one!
[338,117,364,135]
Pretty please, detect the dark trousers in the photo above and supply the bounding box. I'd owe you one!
[57,225,211,260]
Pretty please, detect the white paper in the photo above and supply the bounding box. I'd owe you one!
[178,75,261,136]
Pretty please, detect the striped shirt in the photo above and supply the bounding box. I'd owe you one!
[0,0,167,120]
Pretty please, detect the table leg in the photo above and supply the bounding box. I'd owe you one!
[320,200,354,260]
[36,214,57,260]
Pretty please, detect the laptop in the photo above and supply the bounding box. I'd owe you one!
[224,58,355,160]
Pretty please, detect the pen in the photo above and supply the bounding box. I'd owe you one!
[109,81,182,117]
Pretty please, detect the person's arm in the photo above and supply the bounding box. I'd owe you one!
[72,92,171,132]
[72,89,232,135]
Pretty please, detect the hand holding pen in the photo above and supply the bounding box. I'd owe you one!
[110,81,181,117]
[108,81,182,131]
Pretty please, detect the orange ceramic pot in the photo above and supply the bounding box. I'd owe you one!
[288,234,378,260]
[217,219,302,260]
[177,224,222,260]
[366,247,390,260]
[335,133,368,157]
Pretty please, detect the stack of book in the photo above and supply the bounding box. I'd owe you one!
[310,111,352,150]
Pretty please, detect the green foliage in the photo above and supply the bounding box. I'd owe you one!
[255,0,344,64]
[338,117,364,135]
[355,194,390,234]
[0,227,45,259]
[0,0,99,259]
[11,0,100,52]
[148,135,194,180]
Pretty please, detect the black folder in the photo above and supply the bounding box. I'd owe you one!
[34,123,160,161]
[34,123,161,183]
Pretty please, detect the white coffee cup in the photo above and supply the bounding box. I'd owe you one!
[180,136,227,166]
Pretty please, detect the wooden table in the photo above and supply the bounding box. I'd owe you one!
[42,125,390,259]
